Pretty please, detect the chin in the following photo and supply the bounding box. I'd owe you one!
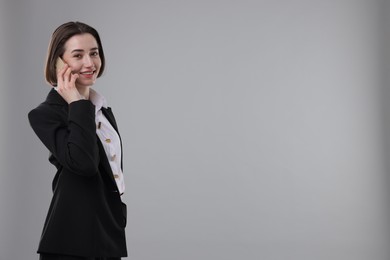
[76,79,96,87]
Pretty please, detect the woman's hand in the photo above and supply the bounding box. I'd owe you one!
[56,64,83,104]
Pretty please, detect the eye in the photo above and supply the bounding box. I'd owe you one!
[91,51,99,57]
[73,54,82,58]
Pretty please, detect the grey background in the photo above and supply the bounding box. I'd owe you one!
[1,0,390,259]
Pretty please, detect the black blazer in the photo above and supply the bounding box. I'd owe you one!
[28,89,127,257]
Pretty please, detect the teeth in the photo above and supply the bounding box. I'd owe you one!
[81,71,93,75]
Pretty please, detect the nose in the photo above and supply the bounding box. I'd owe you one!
[83,56,94,67]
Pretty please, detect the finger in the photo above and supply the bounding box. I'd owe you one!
[69,73,79,86]
[63,67,72,88]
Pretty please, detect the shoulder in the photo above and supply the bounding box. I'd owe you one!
[28,106,65,133]
[28,101,62,116]
[28,97,68,128]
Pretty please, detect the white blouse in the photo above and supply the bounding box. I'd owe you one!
[89,89,125,195]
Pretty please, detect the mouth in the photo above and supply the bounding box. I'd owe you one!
[80,70,95,75]
[79,70,96,78]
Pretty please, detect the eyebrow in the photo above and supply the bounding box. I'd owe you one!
[71,47,99,53]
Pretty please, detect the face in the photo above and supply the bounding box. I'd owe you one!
[62,33,101,88]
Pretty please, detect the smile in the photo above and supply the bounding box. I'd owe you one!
[80,71,95,75]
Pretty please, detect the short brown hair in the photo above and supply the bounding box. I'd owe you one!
[45,21,105,86]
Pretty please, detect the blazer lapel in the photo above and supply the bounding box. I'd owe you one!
[101,107,118,132]
[97,138,119,192]
[101,107,124,171]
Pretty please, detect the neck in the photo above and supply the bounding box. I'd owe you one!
[77,86,90,100]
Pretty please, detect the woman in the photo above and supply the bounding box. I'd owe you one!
[28,21,127,260]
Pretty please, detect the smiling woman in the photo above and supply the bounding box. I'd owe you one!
[27,22,127,260]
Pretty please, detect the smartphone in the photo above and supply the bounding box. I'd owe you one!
[56,57,65,72]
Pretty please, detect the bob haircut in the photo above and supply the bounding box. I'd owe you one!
[45,21,105,86]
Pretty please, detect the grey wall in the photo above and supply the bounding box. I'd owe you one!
[1,0,389,259]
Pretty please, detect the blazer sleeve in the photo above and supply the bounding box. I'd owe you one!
[28,100,99,177]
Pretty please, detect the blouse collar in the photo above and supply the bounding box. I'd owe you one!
[89,88,108,114]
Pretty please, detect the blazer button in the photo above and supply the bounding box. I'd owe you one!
[114,174,119,179]
[105,138,111,143]
[111,154,116,161]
